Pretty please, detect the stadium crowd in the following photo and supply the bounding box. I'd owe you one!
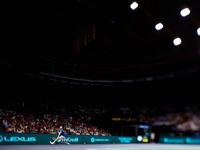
[0,109,111,136]
[1,79,200,138]
[152,108,200,132]
[1,100,200,137]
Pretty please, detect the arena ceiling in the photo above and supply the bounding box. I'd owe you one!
[1,0,200,84]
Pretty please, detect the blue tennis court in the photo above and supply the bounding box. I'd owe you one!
[0,144,200,150]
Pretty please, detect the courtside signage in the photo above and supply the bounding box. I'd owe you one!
[118,137,133,143]
[57,137,79,143]
[159,136,200,144]
[91,137,109,143]
[0,133,140,145]
[0,135,36,142]
[0,135,3,143]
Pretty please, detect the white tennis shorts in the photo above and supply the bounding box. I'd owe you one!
[59,136,65,141]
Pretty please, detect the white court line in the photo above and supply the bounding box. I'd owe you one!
[85,148,116,150]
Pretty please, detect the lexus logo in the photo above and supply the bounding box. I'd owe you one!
[0,135,3,142]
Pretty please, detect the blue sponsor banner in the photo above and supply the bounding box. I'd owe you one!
[0,132,140,145]
[159,136,200,144]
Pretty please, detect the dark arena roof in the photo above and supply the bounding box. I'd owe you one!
[1,0,200,86]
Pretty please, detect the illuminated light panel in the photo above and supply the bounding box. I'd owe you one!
[197,28,200,36]
[142,138,149,143]
[180,8,190,17]
[130,2,138,10]
[137,136,143,142]
[173,37,182,46]
[155,23,163,30]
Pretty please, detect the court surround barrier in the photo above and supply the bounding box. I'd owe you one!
[0,133,148,145]
[159,136,200,144]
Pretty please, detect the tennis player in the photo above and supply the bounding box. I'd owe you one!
[50,126,70,145]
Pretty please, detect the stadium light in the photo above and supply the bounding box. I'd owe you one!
[180,8,190,17]
[155,23,163,31]
[173,37,182,46]
[130,2,138,10]
[197,28,200,36]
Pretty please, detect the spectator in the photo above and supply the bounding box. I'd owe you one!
[17,126,24,133]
